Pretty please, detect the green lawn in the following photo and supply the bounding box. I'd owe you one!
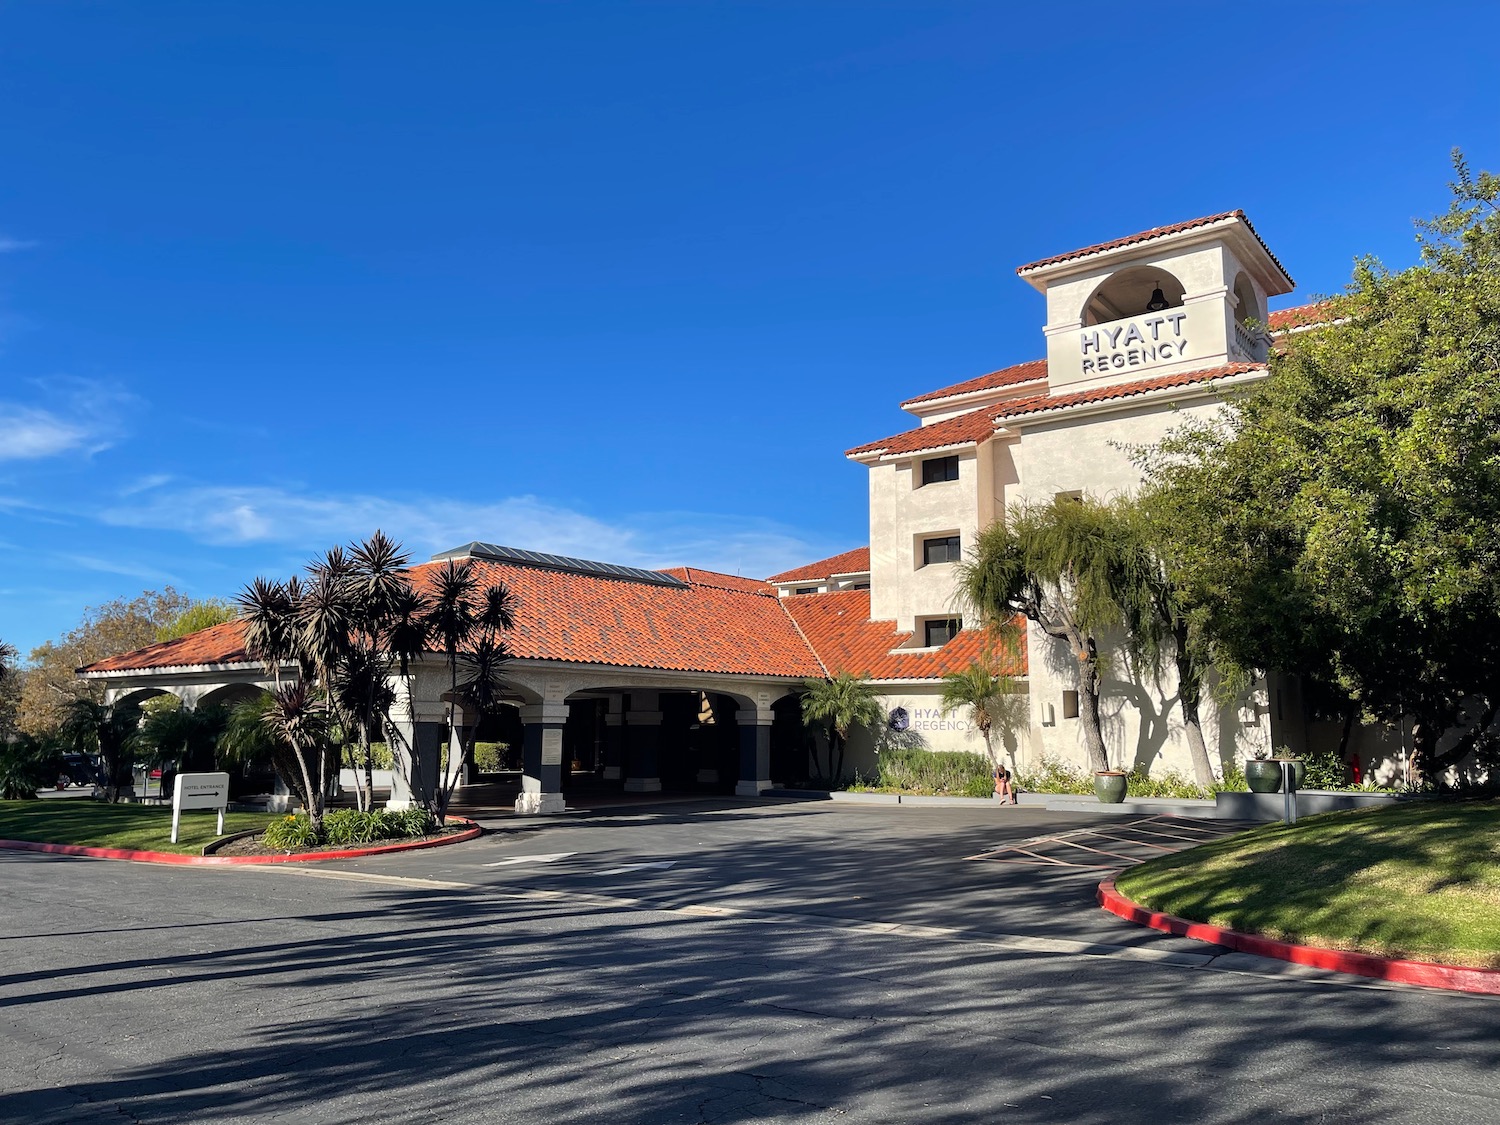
[1116,800,1500,968]
[0,800,277,856]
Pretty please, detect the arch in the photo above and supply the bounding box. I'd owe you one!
[1232,271,1262,327]
[1082,266,1186,326]
[109,685,178,711]
[196,682,268,711]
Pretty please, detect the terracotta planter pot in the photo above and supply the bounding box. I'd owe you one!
[1094,771,1128,804]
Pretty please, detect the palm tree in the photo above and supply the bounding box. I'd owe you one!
[939,659,1025,769]
[59,698,143,802]
[0,639,17,683]
[220,693,317,812]
[423,561,516,824]
[800,672,884,785]
[258,682,334,829]
[960,495,1139,774]
[131,703,229,788]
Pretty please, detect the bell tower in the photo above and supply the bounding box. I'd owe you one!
[1016,211,1295,392]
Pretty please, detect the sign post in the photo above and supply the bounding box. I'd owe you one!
[171,772,231,844]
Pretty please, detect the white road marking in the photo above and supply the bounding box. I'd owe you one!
[481,852,577,867]
[594,861,677,875]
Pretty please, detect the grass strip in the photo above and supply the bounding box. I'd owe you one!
[0,800,277,856]
[1115,800,1500,968]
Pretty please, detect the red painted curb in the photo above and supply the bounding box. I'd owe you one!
[0,818,482,866]
[1098,878,1500,996]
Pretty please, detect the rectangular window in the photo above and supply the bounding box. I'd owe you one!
[923,618,961,647]
[850,582,870,590]
[793,586,818,596]
[922,535,962,566]
[921,455,960,485]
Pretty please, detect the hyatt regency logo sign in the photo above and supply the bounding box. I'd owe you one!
[1080,312,1188,374]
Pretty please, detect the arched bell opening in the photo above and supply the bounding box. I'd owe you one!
[1082,266,1186,326]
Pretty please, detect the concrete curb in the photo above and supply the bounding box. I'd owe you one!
[759,789,1000,807]
[0,817,482,866]
[1097,878,1500,996]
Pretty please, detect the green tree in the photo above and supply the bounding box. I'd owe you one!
[938,659,1025,769]
[219,694,320,813]
[20,589,193,735]
[131,702,229,778]
[960,495,1140,773]
[1140,152,1500,782]
[59,698,143,803]
[0,733,62,800]
[155,599,238,643]
[800,672,884,784]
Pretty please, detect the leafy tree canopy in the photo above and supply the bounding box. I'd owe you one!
[155,599,238,643]
[1141,151,1500,774]
[18,588,194,735]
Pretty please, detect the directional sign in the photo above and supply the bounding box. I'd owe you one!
[171,771,230,843]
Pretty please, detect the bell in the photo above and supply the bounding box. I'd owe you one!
[1146,284,1170,313]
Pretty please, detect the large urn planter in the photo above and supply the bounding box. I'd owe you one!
[1094,770,1128,804]
[1244,759,1282,793]
[1271,757,1306,791]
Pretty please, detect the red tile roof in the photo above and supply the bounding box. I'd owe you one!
[1016,210,1290,285]
[82,620,251,674]
[1267,301,1333,331]
[989,362,1266,423]
[768,547,871,584]
[846,405,997,460]
[83,562,825,681]
[659,567,773,595]
[783,590,1026,681]
[900,359,1048,409]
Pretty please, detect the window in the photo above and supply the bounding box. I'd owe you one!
[1055,490,1083,504]
[922,535,962,566]
[793,586,818,596]
[850,582,870,590]
[923,618,961,647]
[1061,690,1080,719]
[921,455,960,485]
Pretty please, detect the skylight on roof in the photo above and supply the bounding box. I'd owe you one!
[430,543,690,588]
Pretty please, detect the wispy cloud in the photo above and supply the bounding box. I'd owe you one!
[0,378,133,461]
[61,553,181,584]
[100,484,833,578]
[0,236,37,253]
[0,404,90,460]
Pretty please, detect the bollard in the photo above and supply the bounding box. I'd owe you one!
[1281,759,1297,825]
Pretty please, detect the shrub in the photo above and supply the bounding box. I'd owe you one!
[1015,756,1093,794]
[875,747,995,797]
[1300,744,1350,790]
[340,742,396,770]
[473,742,513,772]
[1126,769,1212,800]
[263,807,438,850]
[0,738,62,800]
[262,814,324,850]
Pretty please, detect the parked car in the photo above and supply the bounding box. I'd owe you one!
[60,753,98,788]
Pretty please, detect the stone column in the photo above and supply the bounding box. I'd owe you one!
[385,691,448,811]
[516,699,569,815]
[602,695,625,781]
[735,707,776,796]
[623,690,663,793]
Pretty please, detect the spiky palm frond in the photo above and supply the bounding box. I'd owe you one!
[424,559,478,658]
[297,570,354,683]
[348,530,411,633]
[477,582,517,634]
[0,639,18,683]
[458,634,512,718]
[237,577,298,677]
[384,585,431,676]
[800,672,884,741]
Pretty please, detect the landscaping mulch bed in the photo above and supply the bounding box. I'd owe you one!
[211,824,472,858]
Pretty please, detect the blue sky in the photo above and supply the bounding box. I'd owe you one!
[2,1,1498,656]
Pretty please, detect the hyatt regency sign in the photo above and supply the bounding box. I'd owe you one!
[1080,313,1188,374]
